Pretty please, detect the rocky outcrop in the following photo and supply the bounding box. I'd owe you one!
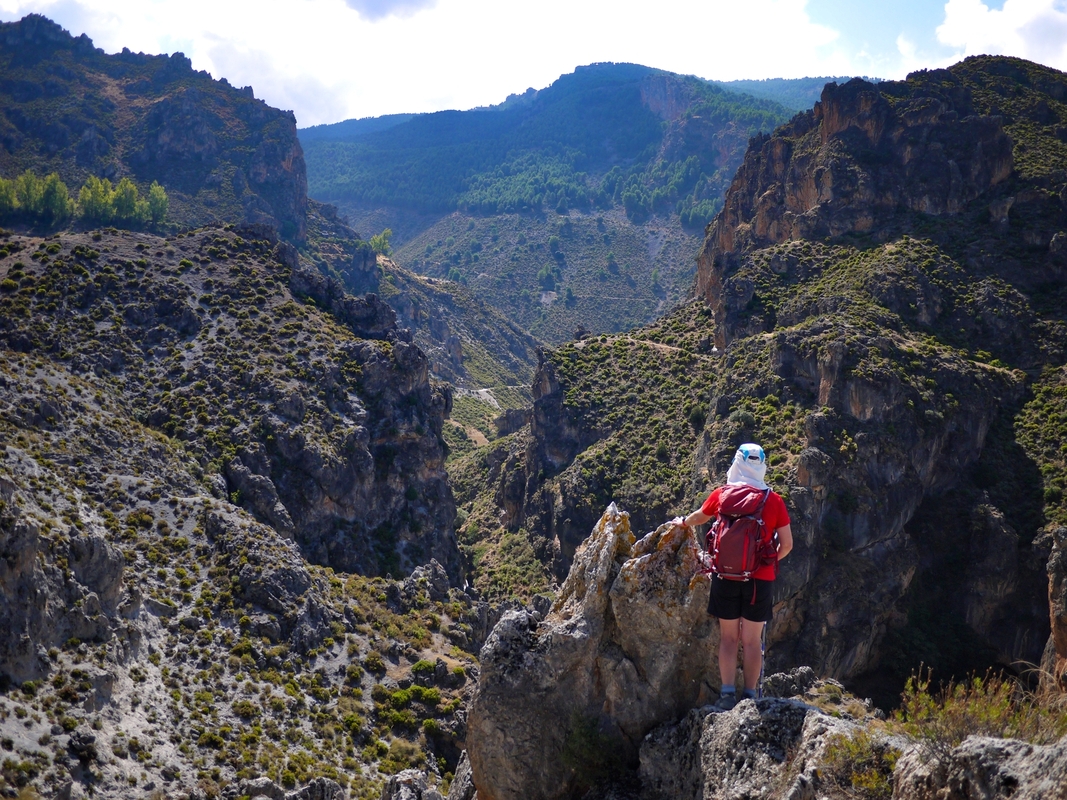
[1047,526,1067,691]
[238,776,345,800]
[288,264,400,342]
[479,350,608,570]
[639,695,866,800]
[0,496,126,683]
[207,509,338,648]
[467,619,1067,800]
[894,734,1067,800]
[466,576,913,800]
[466,505,719,800]
[696,75,1013,326]
[446,751,478,800]
[381,770,446,800]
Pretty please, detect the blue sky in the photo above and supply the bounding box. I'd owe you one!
[807,0,956,74]
[0,0,1064,126]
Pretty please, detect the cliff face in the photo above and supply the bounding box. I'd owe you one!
[696,76,1018,338]
[690,56,1067,692]
[0,14,308,239]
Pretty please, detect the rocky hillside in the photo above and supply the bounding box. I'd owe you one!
[301,64,795,342]
[0,11,543,441]
[457,56,1067,704]
[0,224,459,578]
[0,15,307,238]
[0,222,543,799]
[299,201,541,455]
[304,203,539,396]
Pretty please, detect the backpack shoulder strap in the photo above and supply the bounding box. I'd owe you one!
[754,488,771,514]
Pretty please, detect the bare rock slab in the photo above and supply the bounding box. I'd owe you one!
[466,504,718,800]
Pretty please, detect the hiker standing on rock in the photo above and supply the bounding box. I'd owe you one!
[674,443,792,710]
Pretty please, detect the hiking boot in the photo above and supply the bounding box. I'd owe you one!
[713,691,737,711]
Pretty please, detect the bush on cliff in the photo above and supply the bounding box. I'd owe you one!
[892,667,1067,758]
[821,729,900,800]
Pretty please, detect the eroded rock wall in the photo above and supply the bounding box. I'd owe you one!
[685,58,1067,688]
[696,76,1013,333]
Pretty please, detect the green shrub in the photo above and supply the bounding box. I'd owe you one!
[197,731,225,749]
[231,699,258,718]
[411,660,435,678]
[820,729,900,800]
[891,668,1067,761]
[378,739,424,775]
[364,651,385,672]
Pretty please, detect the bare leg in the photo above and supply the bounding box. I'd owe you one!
[718,618,741,688]
[740,620,765,691]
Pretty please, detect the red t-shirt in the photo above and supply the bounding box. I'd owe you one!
[700,485,790,581]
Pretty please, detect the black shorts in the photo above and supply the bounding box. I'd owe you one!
[708,576,774,622]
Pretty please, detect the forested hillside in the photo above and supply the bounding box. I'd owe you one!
[0,14,307,238]
[301,64,795,342]
[304,63,788,224]
[711,76,868,111]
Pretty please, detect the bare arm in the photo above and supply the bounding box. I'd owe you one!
[676,509,711,529]
[776,524,793,560]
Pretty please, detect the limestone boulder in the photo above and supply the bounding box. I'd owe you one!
[894,734,1067,800]
[466,504,718,800]
[380,770,445,800]
[640,677,893,800]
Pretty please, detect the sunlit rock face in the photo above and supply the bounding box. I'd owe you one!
[466,505,719,800]
[696,75,1013,333]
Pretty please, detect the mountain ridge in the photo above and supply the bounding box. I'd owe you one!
[3,14,1067,799]
[0,14,308,239]
[300,63,799,344]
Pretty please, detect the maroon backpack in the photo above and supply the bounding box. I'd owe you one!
[705,485,778,580]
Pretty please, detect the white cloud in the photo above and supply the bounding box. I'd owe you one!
[894,31,961,77]
[343,0,438,21]
[936,0,1067,69]
[0,0,861,126]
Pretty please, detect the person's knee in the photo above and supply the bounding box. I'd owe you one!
[740,624,764,647]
